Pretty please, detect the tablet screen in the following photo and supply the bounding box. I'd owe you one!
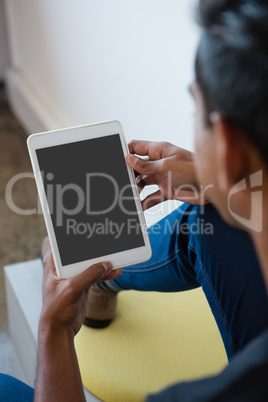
[36,134,145,266]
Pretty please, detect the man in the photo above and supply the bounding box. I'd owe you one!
[1,0,267,400]
[35,0,268,399]
[84,0,268,362]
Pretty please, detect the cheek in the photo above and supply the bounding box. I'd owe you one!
[194,120,228,214]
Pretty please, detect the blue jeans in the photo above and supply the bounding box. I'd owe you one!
[0,374,34,401]
[98,203,268,361]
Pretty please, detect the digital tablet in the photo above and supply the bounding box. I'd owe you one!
[27,120,152,278]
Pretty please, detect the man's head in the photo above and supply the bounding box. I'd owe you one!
[192,0,268,230]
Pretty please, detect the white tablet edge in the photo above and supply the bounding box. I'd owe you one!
[27,120,152,278]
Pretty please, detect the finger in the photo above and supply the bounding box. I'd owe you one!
[126,154,162,175]
[84,268,122,295]
[102,268,123,281]
[70,261,113,293]
[133,156,149,178]
[128,140,152,156]
[43,250,58,280]
[136,174,156,190]
[141,190,167,210]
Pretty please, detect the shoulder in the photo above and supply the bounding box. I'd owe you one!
[146,330,268,402]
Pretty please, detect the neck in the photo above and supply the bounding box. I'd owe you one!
[251,183,268,294]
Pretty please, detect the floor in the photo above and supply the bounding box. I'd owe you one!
[0,82,47,375]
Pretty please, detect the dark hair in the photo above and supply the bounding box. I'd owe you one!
[195,0,268,165]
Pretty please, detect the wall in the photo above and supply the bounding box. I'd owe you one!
[4,0,199,150]
[0,0,9,80]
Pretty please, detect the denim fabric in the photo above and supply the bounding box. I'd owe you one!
[0,374,34,402]
[100,203,268,361]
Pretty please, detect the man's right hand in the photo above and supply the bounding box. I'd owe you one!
[126,140,208,210]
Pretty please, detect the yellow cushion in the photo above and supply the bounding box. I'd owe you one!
[75,288,228,402]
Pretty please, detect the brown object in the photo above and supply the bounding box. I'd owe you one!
[84,286,118,328]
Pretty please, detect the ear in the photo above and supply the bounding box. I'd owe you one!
[211,114,250,193]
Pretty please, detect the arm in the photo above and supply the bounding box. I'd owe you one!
[35,325,85,402]
[126,140,209,209]
[34,251,122,402]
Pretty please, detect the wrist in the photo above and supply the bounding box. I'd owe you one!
[38,316,75,342]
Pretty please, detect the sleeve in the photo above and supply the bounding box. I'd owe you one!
[146,331,268,402]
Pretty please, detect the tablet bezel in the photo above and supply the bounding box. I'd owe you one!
[27,120,152,278]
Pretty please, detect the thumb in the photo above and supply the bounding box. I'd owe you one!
[70,261,113,292]
[126,154,161,175]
